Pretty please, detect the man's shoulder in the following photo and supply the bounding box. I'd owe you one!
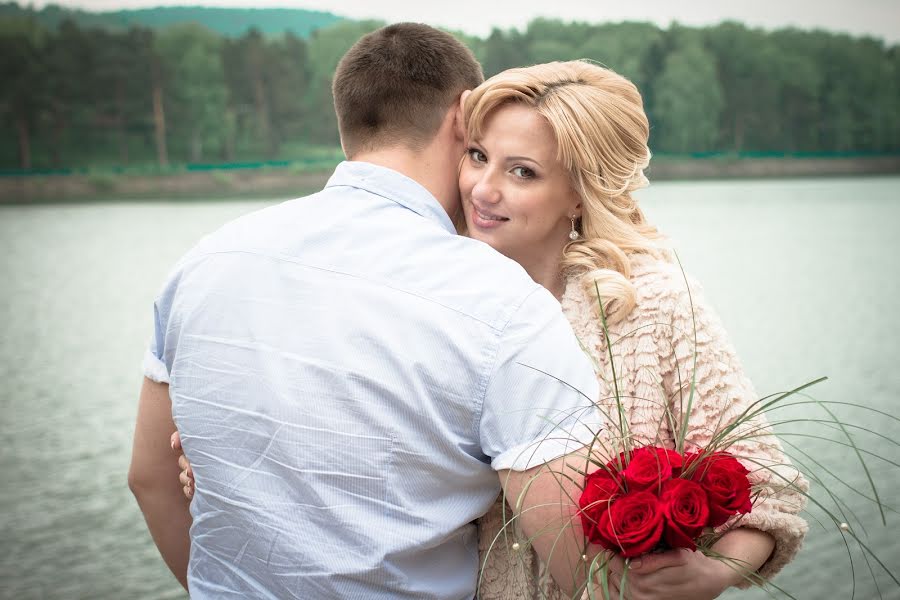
[427,236,554,330]
[447,236,538,292]
[177,190,329,263]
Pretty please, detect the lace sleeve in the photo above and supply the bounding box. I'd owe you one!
[475,496,569,599]
[657,272,809,586]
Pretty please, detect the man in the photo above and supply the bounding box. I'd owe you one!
[128,23,603,598]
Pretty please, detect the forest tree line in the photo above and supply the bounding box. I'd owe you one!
[2,13,898,171]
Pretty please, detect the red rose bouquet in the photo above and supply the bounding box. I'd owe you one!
[579,447,752,558]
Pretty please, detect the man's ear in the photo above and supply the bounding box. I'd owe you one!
[460,89,472,112]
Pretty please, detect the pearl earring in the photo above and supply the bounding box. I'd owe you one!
[569,215,579,241]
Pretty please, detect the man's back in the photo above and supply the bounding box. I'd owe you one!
[147,162,598,598]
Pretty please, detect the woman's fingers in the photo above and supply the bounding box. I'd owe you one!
[179,467,194,499]
[177,454,193,478]
[172,430,193,499]
[628,549,689,574]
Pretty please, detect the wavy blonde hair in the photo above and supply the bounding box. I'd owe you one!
[464,60,670,323]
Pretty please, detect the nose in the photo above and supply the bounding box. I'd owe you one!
[471,170,501,205]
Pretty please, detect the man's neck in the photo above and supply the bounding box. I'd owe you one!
[351,147,458,220]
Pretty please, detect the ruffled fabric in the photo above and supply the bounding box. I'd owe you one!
[476,255,808,598]
[476,495,567,600]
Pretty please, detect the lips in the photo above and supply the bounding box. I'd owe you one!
[470,204,509,229]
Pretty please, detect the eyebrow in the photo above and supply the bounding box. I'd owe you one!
[505,155,544,168]
[470,140,545,168]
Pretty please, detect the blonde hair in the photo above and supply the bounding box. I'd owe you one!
[464,60,670,323]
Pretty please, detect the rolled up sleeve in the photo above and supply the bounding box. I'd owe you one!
[142,270,182,385]
[480,288,603,471]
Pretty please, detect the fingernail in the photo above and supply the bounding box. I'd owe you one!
[631,558,642,569]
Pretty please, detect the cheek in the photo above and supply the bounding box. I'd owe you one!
[458,165,477,200]
[522,193,562,227]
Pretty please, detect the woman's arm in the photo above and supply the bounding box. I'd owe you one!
[659,269,808,586]
[710,527,776,587]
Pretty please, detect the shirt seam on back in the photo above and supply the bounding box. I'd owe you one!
[178,248,523,332]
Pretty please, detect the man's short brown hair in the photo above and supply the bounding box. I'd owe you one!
[332,23,483,157]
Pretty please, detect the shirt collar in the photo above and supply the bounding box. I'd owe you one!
[325,161,457,234]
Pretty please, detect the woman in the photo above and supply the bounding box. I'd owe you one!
[461,61,807,600]
[177,60,808,599]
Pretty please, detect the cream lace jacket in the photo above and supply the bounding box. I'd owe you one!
[477,256,809,599]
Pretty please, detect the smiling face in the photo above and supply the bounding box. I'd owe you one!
[459,103,582,274]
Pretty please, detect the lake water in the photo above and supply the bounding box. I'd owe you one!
[2,176,899,599]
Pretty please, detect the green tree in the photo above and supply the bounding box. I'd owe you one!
[156,24,228,162]
[264,33,310,154]
[42,19,95,167]
[766,30,825,152]
[146,29,168,167]
[704,22,780,152]
[88,28,155,165]
[523,18,589,63]
[481,27,528,77]
[222,34,253,159]
[652,37,724,153]
[886,47,900,152]
[0,18,47,169]
[832,36,896,152]
[528,39,576,64]
[225,29,276,157]
[578,22,665,93]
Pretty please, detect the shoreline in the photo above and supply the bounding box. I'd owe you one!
[2,156,899,203]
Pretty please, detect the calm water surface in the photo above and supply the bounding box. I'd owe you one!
[2,177,899,599]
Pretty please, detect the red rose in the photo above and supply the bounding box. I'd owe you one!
[660,478,710,550]
[606,451,628,474]
[621,446,683,493]
[596,491,665,558]
[579,468,622,543]
[686,451,753,527]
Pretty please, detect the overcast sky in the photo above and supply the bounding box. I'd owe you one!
[28,0,900,43]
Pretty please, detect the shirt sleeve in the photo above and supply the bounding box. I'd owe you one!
[480,287,603,471]
[142,269,182,385]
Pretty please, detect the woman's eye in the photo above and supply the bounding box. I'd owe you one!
[468,149,486,163]
[511,166,535,179]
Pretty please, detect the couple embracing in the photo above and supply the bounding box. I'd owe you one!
[128,23,807,599]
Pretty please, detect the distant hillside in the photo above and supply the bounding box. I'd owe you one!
[0,3,345,37]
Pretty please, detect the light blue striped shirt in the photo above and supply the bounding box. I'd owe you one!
[144,161,601,599]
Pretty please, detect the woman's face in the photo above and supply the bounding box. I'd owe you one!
[459,103,580,270]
